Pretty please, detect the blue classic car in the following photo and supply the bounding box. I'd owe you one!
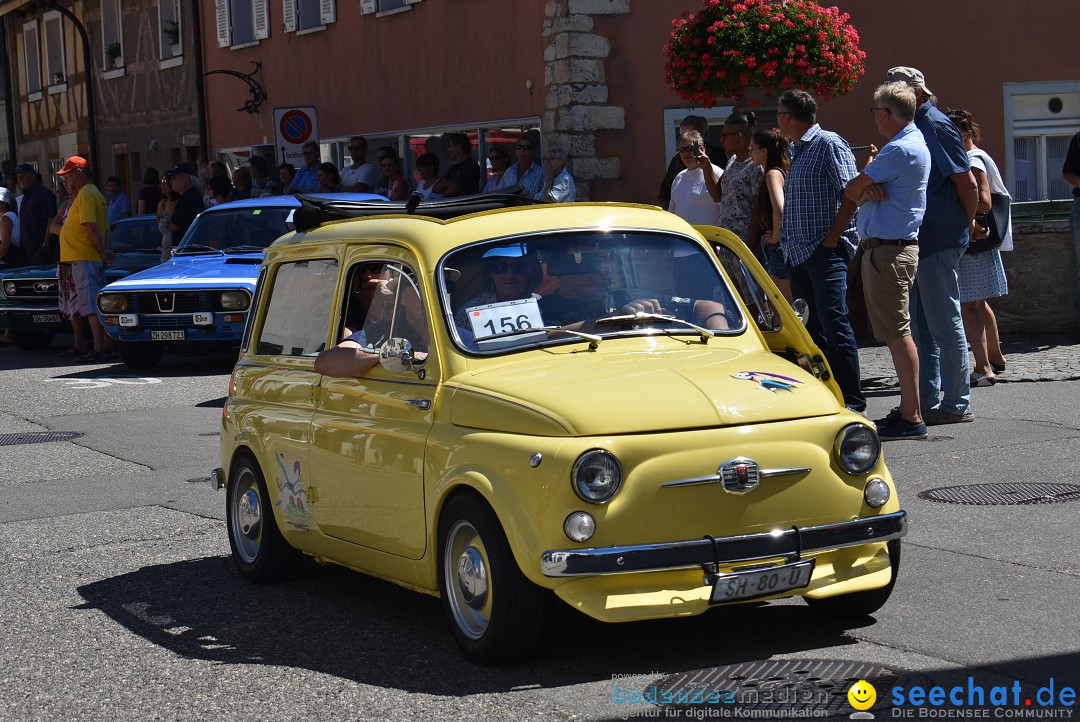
[96,194,385,369]
[0,215,163,350]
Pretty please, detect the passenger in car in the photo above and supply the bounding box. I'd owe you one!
[452,243,542,329]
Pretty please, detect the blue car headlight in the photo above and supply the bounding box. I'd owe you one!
[218,291,250,311]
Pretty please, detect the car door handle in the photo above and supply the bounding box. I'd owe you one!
[405,399,431,410]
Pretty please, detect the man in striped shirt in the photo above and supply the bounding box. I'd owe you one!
[777,89,865,412]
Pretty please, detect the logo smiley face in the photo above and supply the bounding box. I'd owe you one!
[847,679,877,710]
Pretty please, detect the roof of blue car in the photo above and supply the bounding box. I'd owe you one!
[200,192,387,214]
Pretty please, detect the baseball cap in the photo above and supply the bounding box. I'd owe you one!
[170,162,198,177]
[482,243,529,259]
[885,66,933,96]
[56,156,89,175]
[14,162,35,174]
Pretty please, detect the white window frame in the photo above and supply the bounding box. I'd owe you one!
[22,20,42,100]
[218,0,269,49]
[43,11,67,94]
[1003,81,1080,202]
[661,106,733,166]
[284,0,335,35]
[101,0,124,68]
[158,0,183,63]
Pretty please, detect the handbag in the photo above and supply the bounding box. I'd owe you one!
[968,191,1010,254]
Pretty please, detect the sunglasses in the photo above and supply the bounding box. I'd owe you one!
[490,260,529,275]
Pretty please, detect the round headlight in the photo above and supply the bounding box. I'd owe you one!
[864,478,891,508]
[564,512,596,542]
[98,293,129,313]
[835,423,880,475]
[572,450,622,504]
[219,291,249,311]
[3,281,16,295]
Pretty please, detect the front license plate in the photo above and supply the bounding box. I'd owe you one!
[150,330,185,341]
[32,314,61,323]
[710,559,815,604]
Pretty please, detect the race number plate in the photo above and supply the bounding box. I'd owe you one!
[32,314,61,324]
[467,297,544,342]
[150,330,185,341]
[119,314,138,327]
[709,559,815,604]
[193,312,213,326]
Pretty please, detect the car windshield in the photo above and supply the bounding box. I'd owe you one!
[441,231,745,354]
[175,206,293,254]
[109,218,163,254]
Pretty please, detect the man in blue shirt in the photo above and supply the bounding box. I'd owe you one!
[886,67,980,425]
[846,82,931,440]
[105,176,131,225]
[498,135,545,200]
[777,89,864,412]
[291,141,321,193]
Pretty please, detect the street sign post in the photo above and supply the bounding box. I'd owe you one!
[272,106,319,167]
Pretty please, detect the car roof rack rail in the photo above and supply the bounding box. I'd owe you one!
[292,185,539,232]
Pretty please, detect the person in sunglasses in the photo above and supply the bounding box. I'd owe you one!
[496,135,545,200]
[667,130,723,225]
[454,243,542,328]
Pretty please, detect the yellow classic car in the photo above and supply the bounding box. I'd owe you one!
[214,195,905,664]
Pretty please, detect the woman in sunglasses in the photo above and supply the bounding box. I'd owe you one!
[453,244,542,328]
[667,130,723,226]
[483,147,511,192]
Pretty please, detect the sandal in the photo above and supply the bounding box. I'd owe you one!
[79,350,110,364]
[58,346,86,358]
[991,360,1006,373]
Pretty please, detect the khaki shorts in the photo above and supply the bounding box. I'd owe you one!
[861,242,918,342]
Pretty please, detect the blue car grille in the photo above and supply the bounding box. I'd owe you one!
[133,292,206,314]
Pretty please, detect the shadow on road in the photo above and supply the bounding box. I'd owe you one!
[74,555,866,693]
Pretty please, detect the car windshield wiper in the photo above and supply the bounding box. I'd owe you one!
[224,245,266,252]
[593,312,716,343]
[175,244,224,256]
[474,325,603,349]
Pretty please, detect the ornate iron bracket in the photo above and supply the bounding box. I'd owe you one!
[204,61,267,114]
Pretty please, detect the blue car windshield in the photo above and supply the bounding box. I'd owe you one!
[175,207,293,254]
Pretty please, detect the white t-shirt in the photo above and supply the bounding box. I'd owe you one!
[668,164,723,225]
[968,148,1012,251]
[4,210,20,247]
[340,162,381,191]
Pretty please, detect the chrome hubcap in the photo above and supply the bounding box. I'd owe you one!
[230,469,263,564]
[456,546,488,609]
[238,489,261,537]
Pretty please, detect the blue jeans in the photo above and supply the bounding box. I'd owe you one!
[910,247,970,416]
[1071,199,1080,326]
[786,243,865,411]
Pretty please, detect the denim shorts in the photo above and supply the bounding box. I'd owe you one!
[762,242,788,280]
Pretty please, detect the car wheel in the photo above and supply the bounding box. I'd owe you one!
[437,493,548,664]
[118,341,164,370]
[226,455,301,583]
[804,539,901,618]
[11,330,54,351]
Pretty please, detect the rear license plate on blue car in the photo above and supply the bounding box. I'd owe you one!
[710,559,815,603]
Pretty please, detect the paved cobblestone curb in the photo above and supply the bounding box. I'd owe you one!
[859,334,1080,390]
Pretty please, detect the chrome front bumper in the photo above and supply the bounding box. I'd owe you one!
[540,511,906,577]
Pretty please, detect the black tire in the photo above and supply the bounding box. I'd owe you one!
[437,493,548,664]
[226,455,302,583]
[118,341,164,370]
[805,539,901,618]
[11,330,54,351]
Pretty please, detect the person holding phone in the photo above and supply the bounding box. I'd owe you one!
[667,130,723,225]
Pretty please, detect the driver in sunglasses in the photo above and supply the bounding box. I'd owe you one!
[453,243,542,328]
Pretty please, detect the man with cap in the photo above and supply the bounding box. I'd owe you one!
[56,156,113,362]
[15,162,56,264]
[164,162,204,243]
[885,66,981,425]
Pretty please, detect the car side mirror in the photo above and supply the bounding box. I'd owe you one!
[792,298,810,326]
[379,337,415,374]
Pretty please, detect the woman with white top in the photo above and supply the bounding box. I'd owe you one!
[947,109,1010,387]
[0,187,23,266]
[667,130,722,226]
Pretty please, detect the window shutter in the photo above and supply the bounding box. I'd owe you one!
[253,0,269,39]
[360,0,376,14]
[319,0,335,24]
[282,0,296,32]
[215,0,231,47]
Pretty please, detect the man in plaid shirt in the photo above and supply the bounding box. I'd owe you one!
[777,89,865,412]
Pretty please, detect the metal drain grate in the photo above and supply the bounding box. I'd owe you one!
[919,482,1080,505]
[0,431,84,446]
[651,659,931,717]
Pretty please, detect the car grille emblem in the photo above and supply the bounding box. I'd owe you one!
[720,457,761,494]
[156,293,175,312]
[34,281,57,293]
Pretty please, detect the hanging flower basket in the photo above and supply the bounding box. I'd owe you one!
[664,0,866,108]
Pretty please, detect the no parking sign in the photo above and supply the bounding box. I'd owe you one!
[273,106,319,166]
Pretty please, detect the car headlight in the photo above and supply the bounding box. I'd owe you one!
[3,281,15,296]
[572,450,622,504]
[218,291,249,311]
[97,293,129,313]
[835,423,880,475]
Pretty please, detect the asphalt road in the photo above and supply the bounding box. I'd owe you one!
[1,343,1078,722]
